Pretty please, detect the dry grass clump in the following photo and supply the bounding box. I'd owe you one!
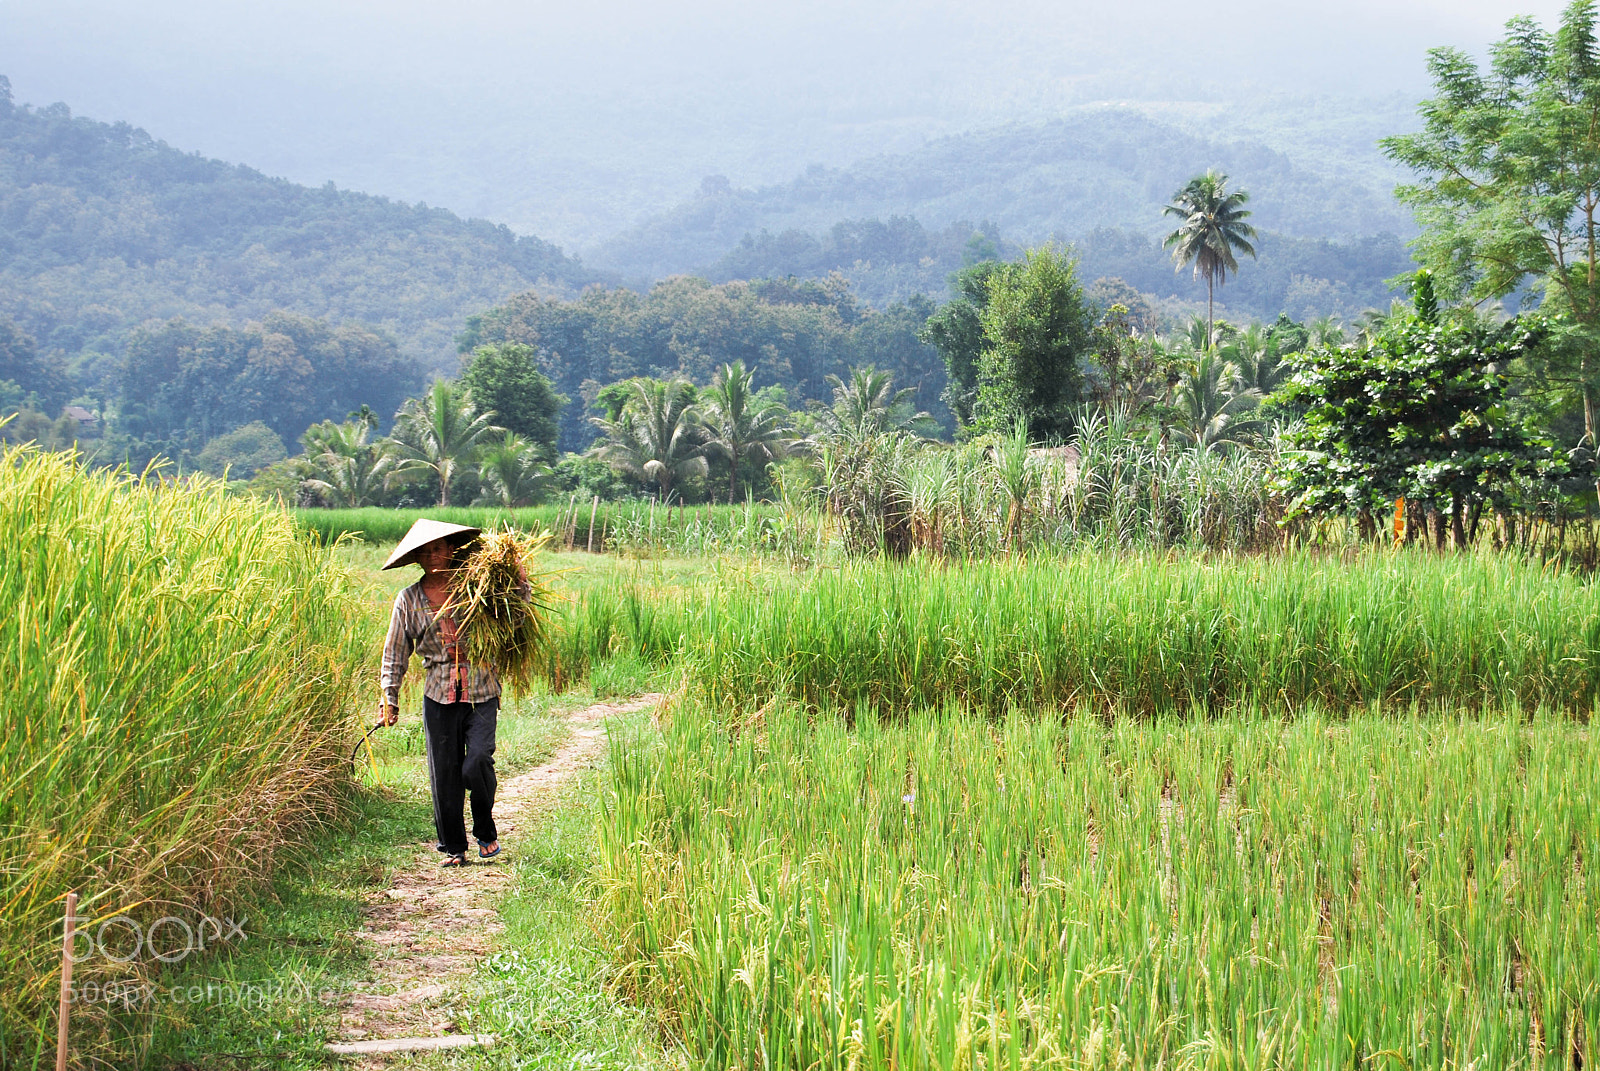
[448,527,560,693]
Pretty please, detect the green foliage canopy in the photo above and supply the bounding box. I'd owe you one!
[920,261,1002,430]
[119,312,420,457]
[459,343,565,461]
[975,246,1095,441]
[195,420,287,479]
[1280,275,1559,544]
[1383,0,1600,455]
[459,275,947,451]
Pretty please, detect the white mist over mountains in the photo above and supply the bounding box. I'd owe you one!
[0,0,1570,251]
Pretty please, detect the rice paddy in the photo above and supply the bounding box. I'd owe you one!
[294,500,792,556]
[16,468,1600,1067]
[559,548,1600,1068]
[596,706,1600,1070]
[508,551,1600,715]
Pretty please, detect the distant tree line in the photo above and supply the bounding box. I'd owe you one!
[457,274,948,451]
[1,310,424,472]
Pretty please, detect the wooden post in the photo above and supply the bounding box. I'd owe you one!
[586,496,600,553]
[57,890,77,1071]
[564,493,577,549]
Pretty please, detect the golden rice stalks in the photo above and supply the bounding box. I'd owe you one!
[447,527,560,694]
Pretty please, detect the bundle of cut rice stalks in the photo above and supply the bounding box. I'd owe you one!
[447,527,561,693]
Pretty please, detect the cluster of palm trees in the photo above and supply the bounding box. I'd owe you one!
[1157,320,1311,450]
[290,360,939,509]
[293,379,546,507]
[589,361,937,504]
[589,362,789,505]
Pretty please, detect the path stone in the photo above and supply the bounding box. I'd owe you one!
[330,693,664,1061]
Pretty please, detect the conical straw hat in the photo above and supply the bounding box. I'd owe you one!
[381,518,482,570]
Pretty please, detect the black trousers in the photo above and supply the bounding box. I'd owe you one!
[421,695,498,855]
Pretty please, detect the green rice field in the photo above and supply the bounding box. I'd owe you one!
[293,500,792,556]
[527,552,1600,715]
[597,706,1600,1069]
[14,482,1600,1067]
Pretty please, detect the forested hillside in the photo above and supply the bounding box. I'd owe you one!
[704,218,1413,322]
[592,108,1413,286]
[0,75,608,374]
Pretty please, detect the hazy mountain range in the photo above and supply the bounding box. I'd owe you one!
[0,0,1559,248]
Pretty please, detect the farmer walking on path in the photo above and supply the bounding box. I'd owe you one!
[379,519,502,868]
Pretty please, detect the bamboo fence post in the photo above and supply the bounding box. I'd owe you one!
[56,890,77,1071]
[565,493,577,549]
[586,496,600,553]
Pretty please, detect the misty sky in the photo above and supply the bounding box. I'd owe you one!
[0,0,1572,248]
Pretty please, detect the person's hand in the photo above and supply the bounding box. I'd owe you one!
[381,704,399,727]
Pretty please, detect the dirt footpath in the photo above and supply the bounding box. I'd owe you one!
[333,693,664,1055]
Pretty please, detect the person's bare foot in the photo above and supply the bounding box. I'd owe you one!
[477,840,501,859]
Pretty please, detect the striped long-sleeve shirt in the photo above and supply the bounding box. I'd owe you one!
[380,581,500,708]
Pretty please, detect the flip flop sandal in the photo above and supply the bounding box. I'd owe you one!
[477,840,502,859]
[440,852,468,867]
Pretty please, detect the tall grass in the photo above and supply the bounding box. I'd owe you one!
[0,447,375,1060]
[679,553,1600,715]
[598,705,1600,1069]
[825,414,1286,558]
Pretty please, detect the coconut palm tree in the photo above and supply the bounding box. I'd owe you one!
[1170,353,1262,452]
[1163,172,1258,346]
[814,366,937,444]
[1227,324,1291,397]
[476,430,550,507]
[295,418,393,507]
[698,360,793,504]
[388,379,501,506]
[1309,315,1346,349]
[589,377,706,502]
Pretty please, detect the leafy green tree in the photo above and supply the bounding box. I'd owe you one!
[698,361,793,504]
[475,431,550,507]
[974,246,1095,441]
[1382,0,1600,493]
[388,379,501,506]
[813,366,936,444]
[919,261,1003,429]
[459,343,565,460]
[1280,274,1561,547]
[1163,171,1259,346]
[1087,277,1160,334]
[0,319,65,412]
[1085,303,1178,418]
[589,378,706,501]
[196,421,287,479]
[551,453,636,503]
